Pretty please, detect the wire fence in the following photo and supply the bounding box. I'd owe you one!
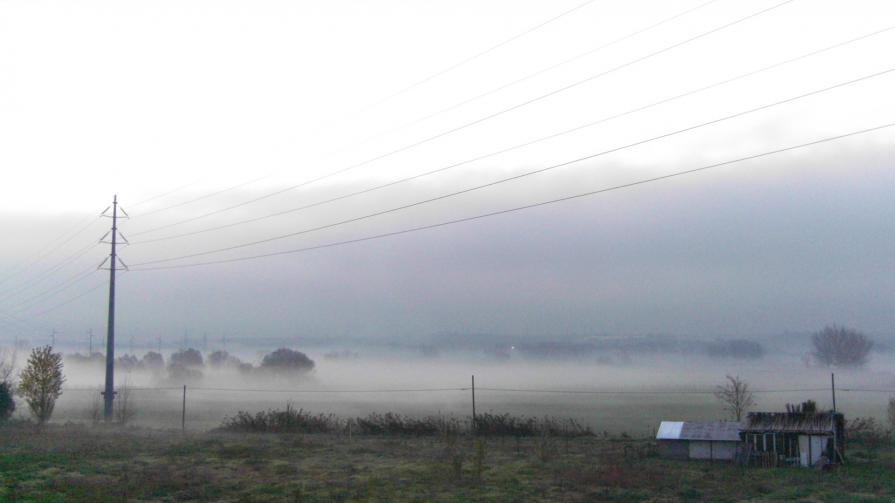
[52,380,895,434]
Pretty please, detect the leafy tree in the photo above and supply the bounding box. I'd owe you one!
[259,348,314,375]
[170,348,203,368]
[140,351,164,371]
[18,346,65,425]
[714,374,754,421]
[115,354,139,371]
[167,348,204,382]
[811,325,873,367]
[208,350,245,369]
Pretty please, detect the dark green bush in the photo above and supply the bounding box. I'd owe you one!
[0,382,14,420]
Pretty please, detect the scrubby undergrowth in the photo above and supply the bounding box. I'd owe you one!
[218,406,593,437]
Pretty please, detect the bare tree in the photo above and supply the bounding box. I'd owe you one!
[714,374,755,421]
[115,380,135,425]
[811,325,873,367]
[0,347,16,386]
[18,346,65,425]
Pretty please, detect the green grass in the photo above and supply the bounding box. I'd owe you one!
[0,423,893,502]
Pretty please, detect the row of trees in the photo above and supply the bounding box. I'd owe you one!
[67,347,315,383]
[1,345,315,425]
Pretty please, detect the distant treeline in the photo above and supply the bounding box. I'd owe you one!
[430,336,764,362]
[65,347,315,383]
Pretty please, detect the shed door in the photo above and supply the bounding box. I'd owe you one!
[798,435,826,466]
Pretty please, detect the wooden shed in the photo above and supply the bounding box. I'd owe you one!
[656,421,743,461]
[741,411,845,467]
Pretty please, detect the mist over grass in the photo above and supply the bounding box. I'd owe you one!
[11,336,887,435]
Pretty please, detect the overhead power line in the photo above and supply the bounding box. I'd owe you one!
[5,266,99,314]
[58,385,895,394]
[0,240,100,303]
[130,66,895,267]
[129,121,895,271]
[128,178,206,209]
[129,0,795,238]
[22,278,112,318]
[354,0,601,114]
[130,25,895,246]
[341,0,723,155]
[128,0,601,221]
[0,214,100,289]
[134,174,271,219]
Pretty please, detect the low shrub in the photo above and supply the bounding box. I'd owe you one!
[474,412,593,437]
[220,405,340,434]
[219,407,592,437]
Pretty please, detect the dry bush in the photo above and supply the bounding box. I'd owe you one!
[221,405,339,434]
[848,417,887,459]
[219,406,592,438]
[474,412,593,437]
[115,381,136,425]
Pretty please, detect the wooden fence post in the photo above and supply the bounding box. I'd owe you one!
[471,375,477,434]
[181,384,186,433]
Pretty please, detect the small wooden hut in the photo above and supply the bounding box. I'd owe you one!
[740,411,845,467]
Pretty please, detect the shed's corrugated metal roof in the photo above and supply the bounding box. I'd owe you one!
[656,421,683,440]
[743,412,841,434]
[656,421,742,441]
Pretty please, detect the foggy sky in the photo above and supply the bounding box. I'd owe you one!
[1,0,894,347]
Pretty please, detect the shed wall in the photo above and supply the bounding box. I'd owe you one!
[688,441,738,460]
[658,440,689,460]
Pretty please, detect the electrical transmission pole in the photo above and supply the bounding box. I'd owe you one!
[100,195,128,421]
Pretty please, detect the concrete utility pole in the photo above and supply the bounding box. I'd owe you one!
[88,329,94,354]
[101,195,128,421]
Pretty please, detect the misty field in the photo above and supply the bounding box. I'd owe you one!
[1,422,893,502]
[6,351,895,501]
[46,353,895,435]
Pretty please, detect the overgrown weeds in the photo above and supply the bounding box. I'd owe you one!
[474,412,593,437]
[219,407,593,437]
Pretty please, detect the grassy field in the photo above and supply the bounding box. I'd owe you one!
[1,422,893,502]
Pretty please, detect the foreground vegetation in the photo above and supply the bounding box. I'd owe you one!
[1,421,893,502]
[219,406,594,437]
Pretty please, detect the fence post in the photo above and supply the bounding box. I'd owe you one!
[471,375,476,434]
[181,384,186,433]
